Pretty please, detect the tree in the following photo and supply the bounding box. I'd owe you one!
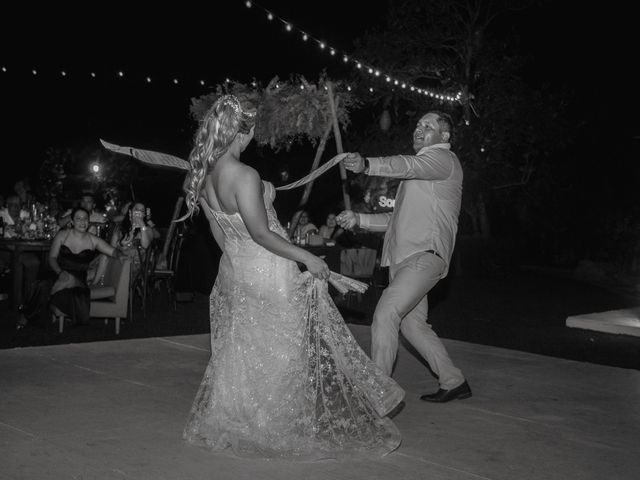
[349,0,568,240]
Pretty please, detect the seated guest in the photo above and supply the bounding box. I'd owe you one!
[0,194,29,229]
[319,213,344,243]
[59,192,107,235]
[13,179,34,210]
[290,210,318,241]
[0,195,41,317]
[109,202,159,280]
[49,207,126,326]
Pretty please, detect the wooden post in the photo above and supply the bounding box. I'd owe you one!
[327,82,351,211]
[297,101,338,208]
[288,121,333,237]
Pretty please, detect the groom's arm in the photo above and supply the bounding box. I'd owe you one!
[357,212,392,232]
[367,149,453,181]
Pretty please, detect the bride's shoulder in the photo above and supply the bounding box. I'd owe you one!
[234,165,265,191]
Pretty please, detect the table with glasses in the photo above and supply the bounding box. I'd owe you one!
[0,238,51,308]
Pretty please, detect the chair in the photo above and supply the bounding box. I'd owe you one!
[339,247,379,305]
[148,225,184,311]
[89,257,132,335]
[128,242,157,319]
[51,257,131,334]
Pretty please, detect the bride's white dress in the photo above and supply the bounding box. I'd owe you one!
[183,181,404,459]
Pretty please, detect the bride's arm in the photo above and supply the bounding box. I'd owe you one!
[198,196,225,252]
[235,168,329,279]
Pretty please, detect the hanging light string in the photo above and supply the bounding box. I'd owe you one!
[0,66,355,98]
[0,65,215,88]
[243,0,462,104]
[1,2,461,103]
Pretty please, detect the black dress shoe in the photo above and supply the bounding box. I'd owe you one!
[420,381,472,403]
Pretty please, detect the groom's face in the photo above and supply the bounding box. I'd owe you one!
[412,113,449,153]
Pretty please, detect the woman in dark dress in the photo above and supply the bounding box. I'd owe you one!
[49,207,125,325]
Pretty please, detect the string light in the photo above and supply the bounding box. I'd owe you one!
[1,3,462,105]
[243,0,461,104]
[2,66,339,96]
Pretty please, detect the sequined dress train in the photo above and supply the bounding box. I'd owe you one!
[183,181,404,459]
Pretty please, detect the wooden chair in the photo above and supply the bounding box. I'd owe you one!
[128,242,156,319]
[148,225,184,311]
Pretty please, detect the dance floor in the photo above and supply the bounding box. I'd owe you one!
[1,326,639,480]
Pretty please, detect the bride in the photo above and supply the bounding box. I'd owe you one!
[182,94,404,460]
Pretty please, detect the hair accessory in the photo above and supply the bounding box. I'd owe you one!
[221,94,256,118]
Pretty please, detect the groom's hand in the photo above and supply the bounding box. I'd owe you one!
[343,153,366,174]
[336,210,359,230]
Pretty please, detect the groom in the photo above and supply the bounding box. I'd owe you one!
[337,111,471,403]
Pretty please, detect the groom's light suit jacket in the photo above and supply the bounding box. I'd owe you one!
[358,143,463,278]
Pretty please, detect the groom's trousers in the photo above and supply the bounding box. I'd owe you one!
[371,251,465,390]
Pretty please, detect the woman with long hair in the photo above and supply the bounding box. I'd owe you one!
[111,201,158,280]
[181,94,403,460]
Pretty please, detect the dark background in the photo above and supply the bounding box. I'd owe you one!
[1,1,637,223]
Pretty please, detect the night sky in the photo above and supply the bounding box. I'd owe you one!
[1,1,636,197]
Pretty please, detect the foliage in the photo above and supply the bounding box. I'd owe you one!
[349,0,568,239]
[189,75,359,152]
[38,147,71,200]
[38,145,140,208]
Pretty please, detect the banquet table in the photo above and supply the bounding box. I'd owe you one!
[0,238,51,308]
[300,244,342,274]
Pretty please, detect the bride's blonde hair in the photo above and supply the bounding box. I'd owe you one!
[182,94,256,219]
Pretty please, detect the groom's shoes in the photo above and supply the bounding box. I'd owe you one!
[420,381,472,403]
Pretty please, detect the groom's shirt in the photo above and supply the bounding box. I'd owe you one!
[358,143,463,277]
